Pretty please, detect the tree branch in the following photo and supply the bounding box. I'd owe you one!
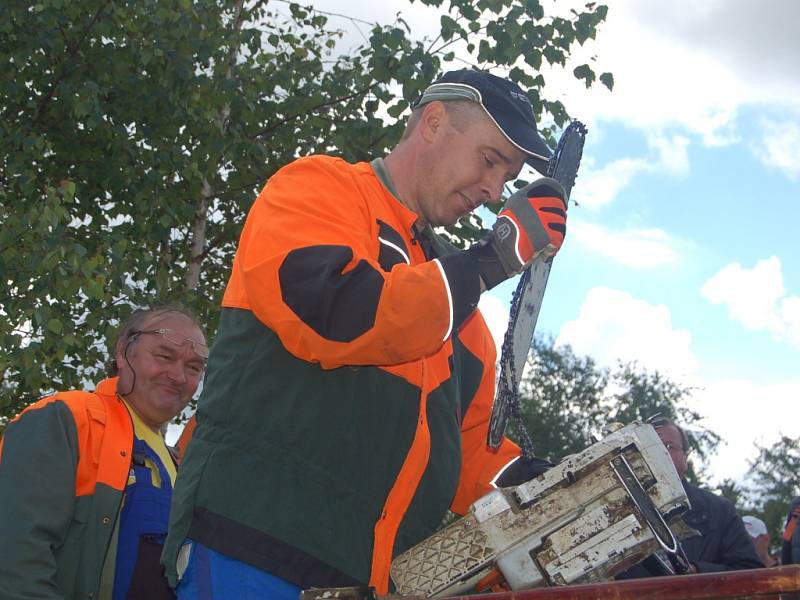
[185,0,247,291]
[249,81,380,140]
[32,0,114,126]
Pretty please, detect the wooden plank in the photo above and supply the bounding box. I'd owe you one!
[437,566,800,600]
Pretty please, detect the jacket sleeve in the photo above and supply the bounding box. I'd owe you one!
[0,401,78,600]
[692,497,764,573]
[449,310,520,515]
[227,157,481,368]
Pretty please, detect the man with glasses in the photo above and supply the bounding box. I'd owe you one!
[0,306,207,600]
[649,417,763,573]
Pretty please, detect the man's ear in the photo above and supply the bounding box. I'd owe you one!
[418,101,446,143]
[115,336,131,366]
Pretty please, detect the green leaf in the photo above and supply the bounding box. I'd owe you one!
[48,319,63,334]
[572,63,595,88]
[440,15,458,41]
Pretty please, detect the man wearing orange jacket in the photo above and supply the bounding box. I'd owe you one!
[163,69,568,597]
[0,306,207,600]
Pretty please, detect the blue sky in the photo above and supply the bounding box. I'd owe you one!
[473,0,800,485]
[304,0,800,485]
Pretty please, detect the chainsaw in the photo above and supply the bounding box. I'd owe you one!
[390,422,694,596]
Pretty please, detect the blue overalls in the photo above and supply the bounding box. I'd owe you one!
[113,436,176,600]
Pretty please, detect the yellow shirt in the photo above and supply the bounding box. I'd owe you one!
[121,399,177,487]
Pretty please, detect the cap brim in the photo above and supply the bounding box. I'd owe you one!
[486,107,551,174]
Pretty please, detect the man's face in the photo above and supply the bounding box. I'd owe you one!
[656,423,689,479]
[415,104,528,227]
[116,314,207,430]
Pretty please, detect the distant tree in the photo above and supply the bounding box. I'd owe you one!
[0,0,611,426]
[510,335,608,460]
[606,364,720,483]
[746,435,800,551]
[510,336,719,482]
[713,478,753,513]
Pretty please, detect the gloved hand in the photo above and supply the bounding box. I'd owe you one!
[469,177,568,290]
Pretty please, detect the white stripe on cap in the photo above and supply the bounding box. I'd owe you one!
[417,82,550,164]
[433,258,454,342]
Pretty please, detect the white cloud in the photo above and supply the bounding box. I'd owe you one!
[546,4,746,141]
[554,284,800,487]
[548,0,800,151]
[755,119,800,180]
[687,378,800,485]
[570,220,680,269]
[649,134,690,175]
[782,296,800,348]
[574,156,650,208]
[478,293,510,359]
[556,287,698,377]
[572,133,690,207]
[701,257,800,347]
[626,0,800,96]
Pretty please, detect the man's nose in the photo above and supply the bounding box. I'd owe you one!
[167,360,187,384]
[481,171,506,204]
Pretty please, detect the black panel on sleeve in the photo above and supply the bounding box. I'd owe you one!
[279,245,383,342]
[376,219,410,271]
[436,251,481,330]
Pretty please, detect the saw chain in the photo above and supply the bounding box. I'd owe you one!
[488,120,588,455]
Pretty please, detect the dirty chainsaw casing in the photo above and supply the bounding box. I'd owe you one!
[390,423,692,597]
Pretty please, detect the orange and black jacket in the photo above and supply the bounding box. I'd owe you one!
[0,378,133,599]
[163,155,521,593]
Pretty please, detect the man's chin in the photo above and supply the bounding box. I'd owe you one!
[431,214,462,228]
[155,395,188,418]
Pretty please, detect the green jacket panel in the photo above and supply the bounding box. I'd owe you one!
[0,382,132,600]
[165,306,490,586]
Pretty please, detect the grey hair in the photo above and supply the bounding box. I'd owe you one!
[106,305,205,376]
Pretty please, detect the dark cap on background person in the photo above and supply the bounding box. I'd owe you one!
[413,69,552,173]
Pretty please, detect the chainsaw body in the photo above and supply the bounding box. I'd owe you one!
[390,422,692,596]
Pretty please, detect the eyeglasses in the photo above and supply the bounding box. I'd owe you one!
[130,328,209,359]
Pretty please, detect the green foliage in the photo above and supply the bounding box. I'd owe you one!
[0,0,610,421]
[510,336,719,480]
[713,478,752,512]
[745,435,800,551]
[510,335,608,460]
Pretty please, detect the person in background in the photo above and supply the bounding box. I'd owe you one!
[782,497,800,565]
[742,515,776,567]
[0,306,207,600]
[651,417,764,572]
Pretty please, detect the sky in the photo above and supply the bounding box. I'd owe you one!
[305,0,800,488]
[479,0,800,488]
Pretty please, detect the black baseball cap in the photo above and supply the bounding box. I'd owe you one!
[412,69,552,173]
